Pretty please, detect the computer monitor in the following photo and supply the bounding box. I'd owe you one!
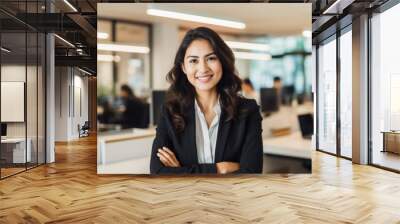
[298,114,313,139]
[260,88,279,114]
[282,85,295,105]
[152,90,166,125]
[1,123,7,137]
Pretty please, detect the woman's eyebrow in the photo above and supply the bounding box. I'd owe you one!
[186,52,216,59]
[205,52,216,57]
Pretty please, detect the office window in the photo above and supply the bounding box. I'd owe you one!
[97,20,151,132]
[371,3,400,171]
[317,37,337,154]
[339,29,352,158]
[179,29,312,99]
[97,20,150,98]
[115,22,150,98]
[248,36,311,95]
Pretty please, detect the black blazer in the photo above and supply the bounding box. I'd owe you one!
[150,98,263,174]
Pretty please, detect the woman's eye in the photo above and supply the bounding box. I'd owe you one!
[189,59,197,64]
[207,57,217,62]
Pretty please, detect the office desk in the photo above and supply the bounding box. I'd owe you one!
[97,128,155,174]
[98,157,150,174]
[263,132,312,159]
[97,129,312,174]
[262,132,312,173]
[1,138,32,163]
[382,131,400,154]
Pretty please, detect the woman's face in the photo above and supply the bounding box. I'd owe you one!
[182,39,223,94]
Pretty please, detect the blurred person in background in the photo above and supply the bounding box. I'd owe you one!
[241,78,260,105]
[273,77,282,95]
[273,76,283,105]
[119,84,149,129]
[98,99,115,124]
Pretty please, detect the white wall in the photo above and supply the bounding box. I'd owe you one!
[1,64,46,163]
[55,66,69,141]
[152,23,179,90]
[1,65,29,138]
[72,73,89,138]
[55,67,89,141]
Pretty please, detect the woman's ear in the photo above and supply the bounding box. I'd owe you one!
[181,63,186,75]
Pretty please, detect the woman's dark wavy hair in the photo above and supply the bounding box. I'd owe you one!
[165,27,242,132]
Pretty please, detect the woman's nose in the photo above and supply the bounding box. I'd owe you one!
[198,60,210,72]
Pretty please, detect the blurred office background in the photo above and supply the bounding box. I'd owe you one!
[97,4,313,131]
[96,3,313,174]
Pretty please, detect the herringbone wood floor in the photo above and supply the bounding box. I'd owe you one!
[1,134,400,223]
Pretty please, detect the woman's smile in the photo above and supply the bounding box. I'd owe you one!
[196,74,214,83]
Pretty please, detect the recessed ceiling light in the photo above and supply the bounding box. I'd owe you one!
[97,32,109,39]
[97,43,149,54]
[63,0,78,12]
[234,51,271,61]
[78,67,92,76]
[225,41,269,52]
[146,8,246,29]
[1,47,11,53]
[322,0,349,14]
[54,34,75,48]
[302,30,312,38]
[98,54,120,62]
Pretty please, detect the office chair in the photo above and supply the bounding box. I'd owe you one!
[79,121,90,138]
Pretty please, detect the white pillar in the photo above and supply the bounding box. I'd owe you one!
[54,67,73,141]
[152,23,179,90]
[352,14,369,164]
[46,32,55,163]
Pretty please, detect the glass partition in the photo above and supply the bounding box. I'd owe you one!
[0,2,46,179]
[115,22,150,99]
[1,30,28,177]
[317,36,337,154]
[339,29,352,158]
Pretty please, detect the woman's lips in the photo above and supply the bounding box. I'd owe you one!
[196,74,213,83]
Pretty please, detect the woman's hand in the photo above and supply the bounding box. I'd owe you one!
[216,162,240,174]
[157,147,181,167]
[156,147,239,173]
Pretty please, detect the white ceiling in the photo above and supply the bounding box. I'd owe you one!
[98,3,311,37]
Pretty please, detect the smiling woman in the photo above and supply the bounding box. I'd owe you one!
[150,27,263,174]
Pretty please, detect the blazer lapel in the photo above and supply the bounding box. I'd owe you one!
[180,101,198,164]
[215,110,232,162]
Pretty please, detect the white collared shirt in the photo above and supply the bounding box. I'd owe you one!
[194,98,221,164]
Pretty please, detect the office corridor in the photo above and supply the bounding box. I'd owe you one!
[0,135,399,223]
